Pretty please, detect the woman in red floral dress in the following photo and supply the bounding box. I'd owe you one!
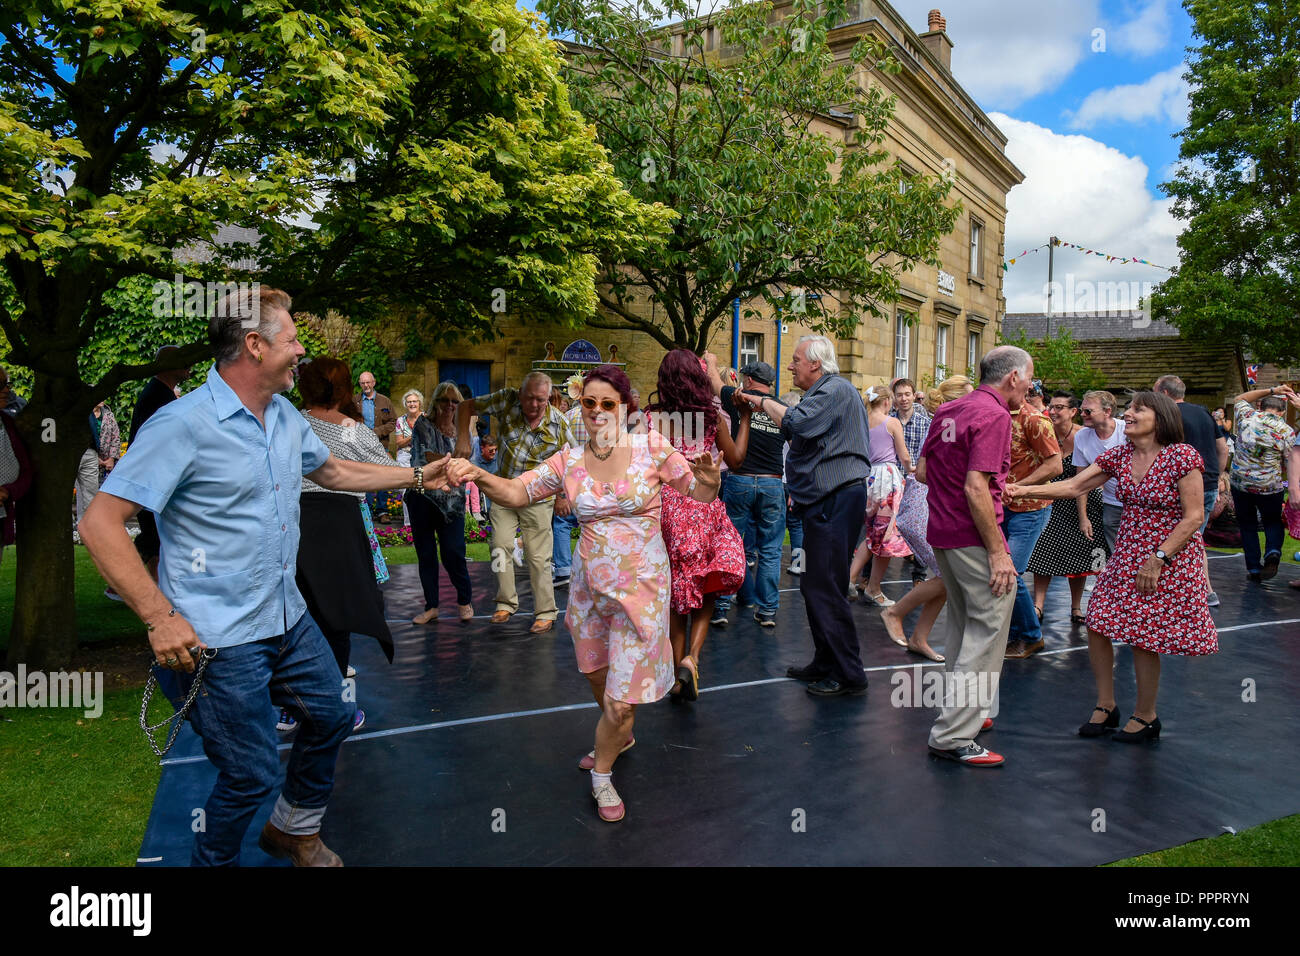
[649,350,750,700]
[1008,391,1217,742]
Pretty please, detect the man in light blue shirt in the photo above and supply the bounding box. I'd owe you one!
[80,287,446,867]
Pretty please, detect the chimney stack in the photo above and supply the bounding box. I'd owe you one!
[920,8,953,73]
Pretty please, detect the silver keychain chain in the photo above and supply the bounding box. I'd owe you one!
[140,649,217,757]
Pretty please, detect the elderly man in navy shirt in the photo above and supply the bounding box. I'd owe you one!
[80,287,446,867]
[738,335,872,696]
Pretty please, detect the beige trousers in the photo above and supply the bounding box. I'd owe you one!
[491,500,557,620]
[928,545,1016,751]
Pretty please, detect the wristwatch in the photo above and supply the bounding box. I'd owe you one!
[1153,549,1171,565]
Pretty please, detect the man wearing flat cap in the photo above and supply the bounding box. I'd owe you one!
[706,356,787,628]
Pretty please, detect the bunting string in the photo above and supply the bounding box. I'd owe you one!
[1003,238,1174,272]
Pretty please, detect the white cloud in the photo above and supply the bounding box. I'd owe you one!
[1065,63,1189,129]
[1111,0,1171,56]
[887,0,1102,108]
[992,113,1184,312]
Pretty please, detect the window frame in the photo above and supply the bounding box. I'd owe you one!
[935,321,951,379]
[739,332,763,370]
[969,218,985,279]
[894,309,915,381]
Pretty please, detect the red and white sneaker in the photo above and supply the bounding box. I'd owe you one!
[592,782,625,822]
[578,736,635,771]
[980,718,994,733]
[928,742,1004,767]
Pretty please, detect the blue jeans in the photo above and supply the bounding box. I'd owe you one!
[786,487,803,554]
[716,476,785,614]
[1002,508,1052,643]
[172,611,354,866]
[552,510,578,577]
[1231,486,1285,573]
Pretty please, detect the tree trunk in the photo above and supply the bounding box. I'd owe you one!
[5,404,99,670]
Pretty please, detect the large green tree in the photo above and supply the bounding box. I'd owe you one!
[538,0,961,352]
[1150,0,1300,364]
[0,0,668,668]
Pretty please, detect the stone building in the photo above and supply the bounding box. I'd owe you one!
[393,2,1024,407]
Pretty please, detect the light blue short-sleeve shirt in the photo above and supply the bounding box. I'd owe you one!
[102,364,331,648]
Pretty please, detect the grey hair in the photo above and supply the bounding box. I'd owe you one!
[400,388,425,410]
[1261,395,1288,412]
[978,345,1032,386]
[521,370,552,392]
[210,286,290,368]
[1154,374,1186,399]
[798,335,840,376]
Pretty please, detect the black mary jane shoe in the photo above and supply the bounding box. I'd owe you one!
[1111,714,1161,743]
[1077,704,1119,737]
[1070,607,1087,626]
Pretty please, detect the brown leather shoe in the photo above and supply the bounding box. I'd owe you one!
[1006,639,1045,659]
[490,610,511,624]
[529,618,555,634]
[258,822,343,867]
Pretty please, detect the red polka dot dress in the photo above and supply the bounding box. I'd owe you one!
[1084,443,1218,655]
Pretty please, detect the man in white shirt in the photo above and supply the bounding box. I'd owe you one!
[1071,390,1127,554]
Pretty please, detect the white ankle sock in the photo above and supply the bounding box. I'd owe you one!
[591,770,612,791]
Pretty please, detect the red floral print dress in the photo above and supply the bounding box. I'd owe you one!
[1084,443,1218,655]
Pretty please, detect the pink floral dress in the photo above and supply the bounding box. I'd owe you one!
[1085,443,1218,655]
[660,423,746,614]
[520,432,695,703]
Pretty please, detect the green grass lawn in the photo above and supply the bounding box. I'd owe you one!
[0,686,163,866]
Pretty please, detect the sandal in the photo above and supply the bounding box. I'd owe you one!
[529,618,555,634]
[1034,606,1044,622]
[862,591,895,608]
[677,656,699,701]
[1070,607,1086,625]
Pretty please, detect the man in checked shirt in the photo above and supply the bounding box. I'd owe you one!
[455,371,577,634]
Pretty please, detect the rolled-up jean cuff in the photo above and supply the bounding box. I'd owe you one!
[270,794,326,836]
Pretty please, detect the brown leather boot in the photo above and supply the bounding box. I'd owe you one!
[258,822,343,867]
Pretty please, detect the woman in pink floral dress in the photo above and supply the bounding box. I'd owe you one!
[648,349,750,701]
[446,366,721,824]
[1008,391,1216,744]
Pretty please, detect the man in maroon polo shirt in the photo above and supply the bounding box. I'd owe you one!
[915,345,1034,767]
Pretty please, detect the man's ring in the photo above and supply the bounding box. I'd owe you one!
[188,646,201,657]
[165,656,179,666]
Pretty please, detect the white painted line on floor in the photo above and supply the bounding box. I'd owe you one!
[158,613,1296,767]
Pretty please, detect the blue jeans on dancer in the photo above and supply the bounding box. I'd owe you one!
[552,508,577,581]
[162,611,353,866]
[715,476,785,615]
[1002,507,1052,646]
[786,486,804,569]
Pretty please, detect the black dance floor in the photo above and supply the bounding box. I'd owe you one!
[137,551,1300,866]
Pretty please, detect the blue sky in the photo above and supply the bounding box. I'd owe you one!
[519,0,1198,314]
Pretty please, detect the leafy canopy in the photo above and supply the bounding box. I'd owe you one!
[1150,0,1300,365]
